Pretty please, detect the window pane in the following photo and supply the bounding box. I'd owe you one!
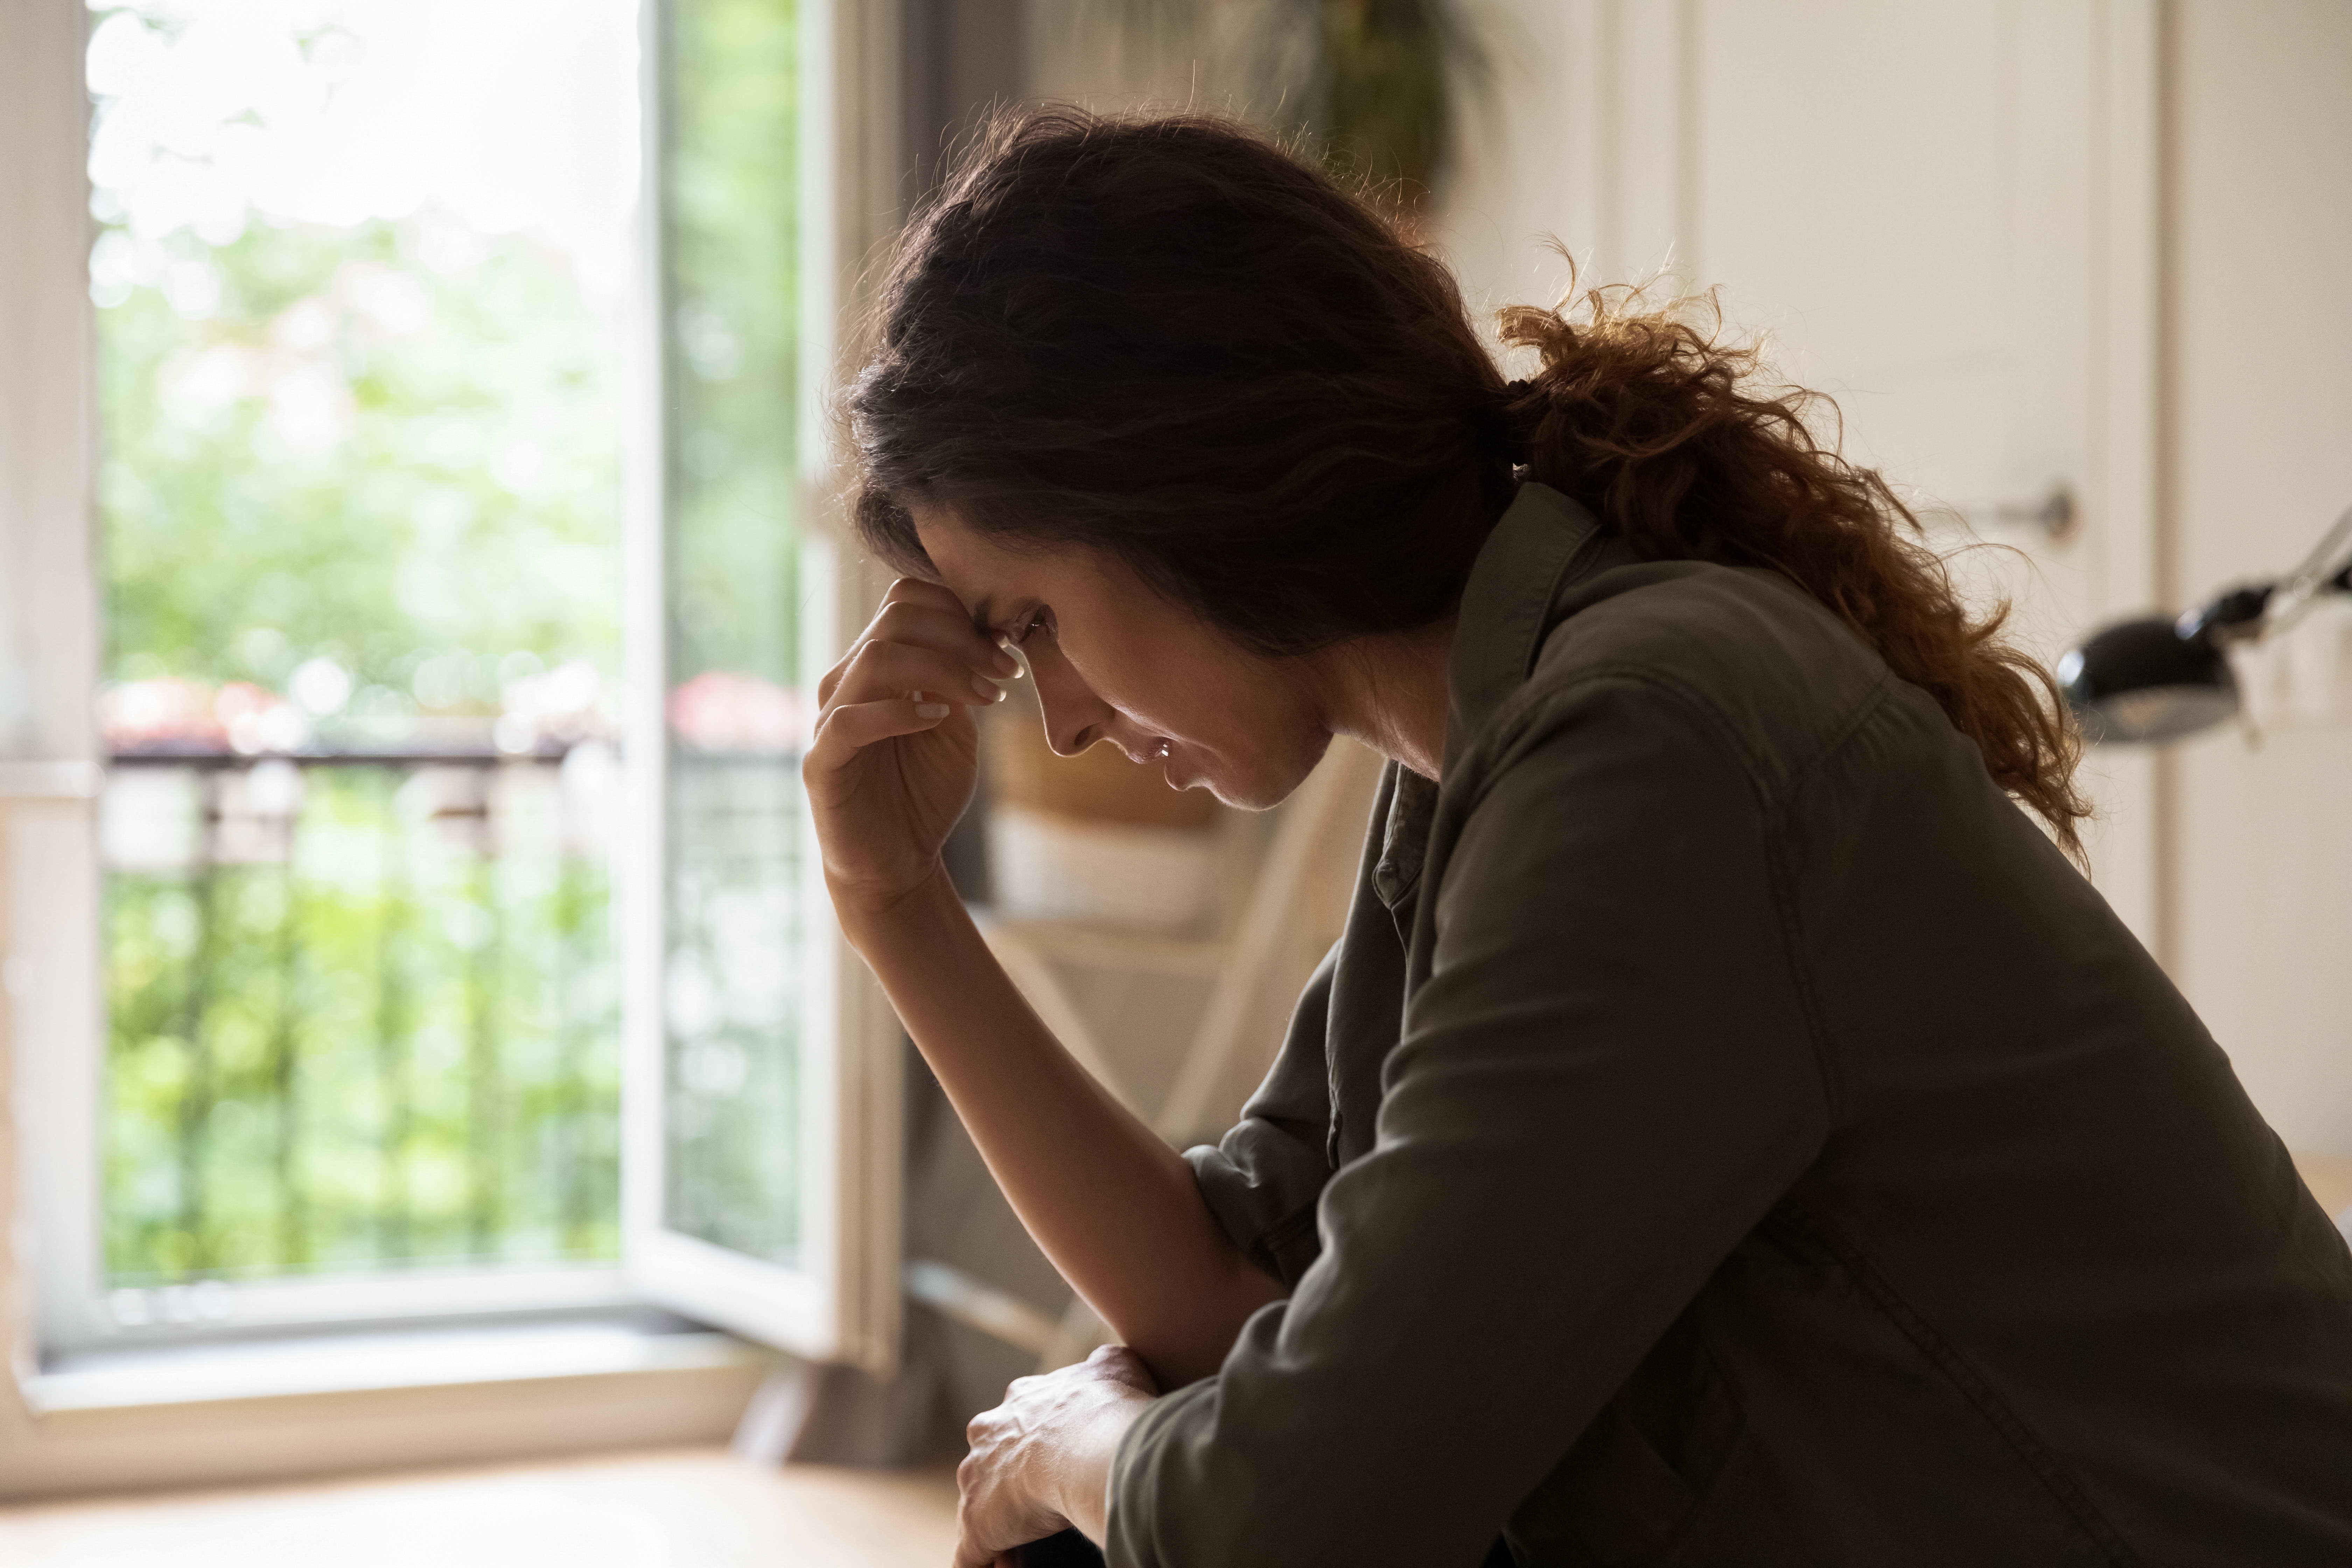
[89,1,639,1294]
[659,0,803,1265]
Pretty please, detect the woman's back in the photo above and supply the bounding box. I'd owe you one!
[1132,482,2352,1566]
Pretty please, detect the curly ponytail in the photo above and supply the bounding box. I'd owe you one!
[848,108,2090,862]
[1494,282,2090,863]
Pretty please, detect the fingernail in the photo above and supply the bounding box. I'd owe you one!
[916,700,949,719]
[990,649,1019,676]
[969,674,1002,701]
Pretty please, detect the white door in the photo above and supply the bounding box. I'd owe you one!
[1443,0,2161,941]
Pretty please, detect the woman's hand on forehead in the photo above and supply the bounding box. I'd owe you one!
[804,575,1024,918]
[814,578,1021,710]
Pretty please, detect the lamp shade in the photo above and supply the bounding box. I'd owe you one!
[2058,503,2351,746]
[2056,615,2239,743]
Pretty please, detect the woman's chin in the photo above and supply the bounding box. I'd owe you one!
[1171,760,1251,811]
[1200,778,1269,811]
[1185,752,1322,813]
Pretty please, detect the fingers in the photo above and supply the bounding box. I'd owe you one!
[951,1529,995,1568]
[825,637,1007,720]
[954,1499,1058,1568]
[880,575,969,614]
[953,1473,1018,1568]
[806,694,956,770]
[873,594,1021,677]
[820,582,1020,707]
[956,1401,1069,1568]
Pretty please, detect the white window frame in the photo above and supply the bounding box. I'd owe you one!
[2,0,110,1374]
[0,0,901,1383]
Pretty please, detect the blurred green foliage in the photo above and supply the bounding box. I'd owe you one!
[1111,0,1487,203]
[99,222,623,706]
[664,0,800,688]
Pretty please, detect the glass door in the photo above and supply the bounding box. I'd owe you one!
[619,0,900,1368]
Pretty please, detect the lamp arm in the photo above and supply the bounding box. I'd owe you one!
[2262,501,2352,639]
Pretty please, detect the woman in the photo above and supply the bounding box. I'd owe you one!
[810,111,2352,1567]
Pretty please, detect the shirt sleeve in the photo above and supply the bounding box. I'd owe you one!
[1183,941,1341,1290]
[1108,674,1832,1568]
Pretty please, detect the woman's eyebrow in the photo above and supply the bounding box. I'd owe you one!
[967,597,999,637]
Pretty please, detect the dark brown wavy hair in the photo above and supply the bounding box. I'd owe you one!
[847,108,2089,860]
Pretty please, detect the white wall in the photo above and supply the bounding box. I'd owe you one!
[2164,0,2352,1155]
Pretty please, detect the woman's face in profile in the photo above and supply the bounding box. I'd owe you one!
[912,506,1335,811]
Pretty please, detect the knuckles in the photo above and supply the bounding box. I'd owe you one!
[818,599,996,721]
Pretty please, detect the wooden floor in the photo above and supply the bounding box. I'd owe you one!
[0,1447,961,1568]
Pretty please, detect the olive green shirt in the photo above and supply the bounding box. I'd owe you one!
[1106,483,2352,1567]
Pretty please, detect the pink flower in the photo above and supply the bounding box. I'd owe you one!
[667,670,803,753]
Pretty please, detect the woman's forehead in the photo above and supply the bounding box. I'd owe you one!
[913,506,1094,595]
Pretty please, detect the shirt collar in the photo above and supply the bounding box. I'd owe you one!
[1442,482,1606,779]
[1369,483,1604,911]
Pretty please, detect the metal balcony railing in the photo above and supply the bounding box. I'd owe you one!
[99,743,621,1289]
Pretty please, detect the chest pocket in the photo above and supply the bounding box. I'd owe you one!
[1503,1312,1743,1567]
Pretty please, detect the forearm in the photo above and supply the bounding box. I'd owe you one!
[842,866,1284,1388]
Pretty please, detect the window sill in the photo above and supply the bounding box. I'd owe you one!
[23,1311,772,1416]
[3,1312,777,1503]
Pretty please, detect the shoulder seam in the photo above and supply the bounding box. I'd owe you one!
[1456,663,1898,1132]
[1757,665,1897,1128]
[1474,660,1773,805]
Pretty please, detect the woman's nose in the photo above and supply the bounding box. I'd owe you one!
[1031,649,1112,757]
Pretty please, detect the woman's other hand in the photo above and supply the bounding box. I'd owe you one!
[806,578,1017,920]
[957,1345,1159,1568]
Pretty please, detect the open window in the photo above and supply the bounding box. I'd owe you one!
[2,0,899,1385]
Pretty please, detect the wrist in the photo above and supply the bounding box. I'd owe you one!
[828,859,958,947]
[1055,1382,1152,1545]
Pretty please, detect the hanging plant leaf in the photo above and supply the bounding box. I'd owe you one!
[1098,0,1490,209]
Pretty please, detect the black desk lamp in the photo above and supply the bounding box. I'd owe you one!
[2059,504,2352,744]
